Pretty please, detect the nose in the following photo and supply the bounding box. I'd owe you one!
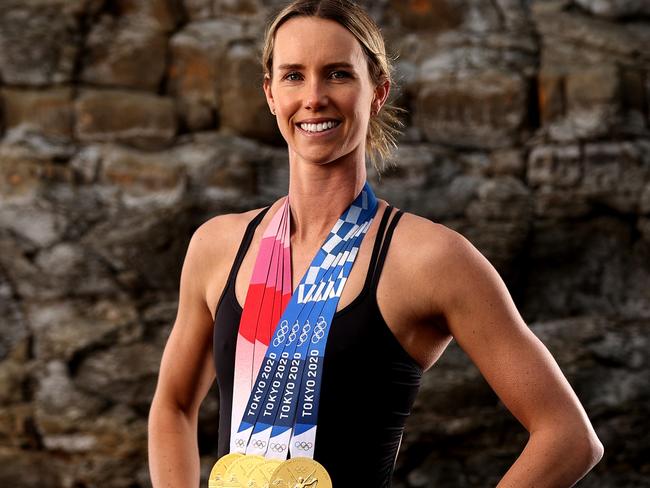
[304,77,328,111]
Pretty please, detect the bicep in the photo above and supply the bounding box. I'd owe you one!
[153,225,217,418]
[436,229,590,433]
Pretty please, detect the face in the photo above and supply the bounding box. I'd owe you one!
[263,16,389,167]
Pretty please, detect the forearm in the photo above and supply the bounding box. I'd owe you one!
[496,428,603,488]
[148,401,201,488]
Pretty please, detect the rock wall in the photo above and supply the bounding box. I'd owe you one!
[0,0,648,487]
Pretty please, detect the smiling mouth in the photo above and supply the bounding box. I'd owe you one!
[296,120,341,136]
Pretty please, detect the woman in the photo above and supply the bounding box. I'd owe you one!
[148,1,604,486]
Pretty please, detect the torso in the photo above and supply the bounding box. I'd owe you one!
[205,198,453,372]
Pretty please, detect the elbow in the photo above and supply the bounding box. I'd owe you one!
[584,433,604,468]
[148,392,198,428]
[569,428,604,473]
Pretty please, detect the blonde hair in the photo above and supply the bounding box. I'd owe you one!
[261,0,406,174]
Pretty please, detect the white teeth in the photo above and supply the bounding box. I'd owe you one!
[299,121,339,133]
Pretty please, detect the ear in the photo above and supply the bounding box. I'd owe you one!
[263,75,275,115]
[372,77,391,115]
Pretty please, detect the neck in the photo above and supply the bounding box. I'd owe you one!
[287,153,367,246]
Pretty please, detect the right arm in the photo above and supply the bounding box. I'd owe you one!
[148,221,223,487]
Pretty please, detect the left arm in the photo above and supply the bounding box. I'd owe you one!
[426,224,604,487]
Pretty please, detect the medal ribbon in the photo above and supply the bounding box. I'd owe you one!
[229,198,292,451]
[230,182,378,460]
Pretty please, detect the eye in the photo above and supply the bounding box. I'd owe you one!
[283,71,302,81]
[330,70,351,79]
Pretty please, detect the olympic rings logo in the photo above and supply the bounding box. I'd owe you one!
[252,439,266,449]
[272,320,289,346]
[298,322,311,346]
[287,321,300,345]
[270,443,287,452]
[311,316,327,343]
[235,439,246,448]
[294,441,313,450]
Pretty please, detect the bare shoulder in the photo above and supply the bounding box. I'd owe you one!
[389,210,475,282]
[388,210,496,321]
[183,206,270,310]
[190,207,267,262]
[389,210,462,258]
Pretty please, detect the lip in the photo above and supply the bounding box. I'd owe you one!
[296,117,341,124]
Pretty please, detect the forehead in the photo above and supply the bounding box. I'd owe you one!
[273,16,366,69]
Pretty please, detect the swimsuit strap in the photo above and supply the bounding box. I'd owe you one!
[369,207,404,292]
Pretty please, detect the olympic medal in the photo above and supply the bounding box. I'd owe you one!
[247,459,282,488]
[209,453,244,488]
[269,457,332,488]
[222,454,265,487]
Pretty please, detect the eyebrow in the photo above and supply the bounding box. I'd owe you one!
[276,62,356,71]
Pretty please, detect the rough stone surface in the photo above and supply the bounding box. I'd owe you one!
[167,18,250,131]
[74,89,177,149]
[0,0,83,86]
[219,42,280,143]
[0,87,74,141]
[80,15,169,91]
[0,1,648,487]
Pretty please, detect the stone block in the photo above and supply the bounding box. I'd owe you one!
[542,65,622,139]
[36,403,147,458]
[566,65,620,109]
[387,0,463,31]
[0,203,66,249]
[580,142,649,213]
[74,342,161,409]
[81,205,193,290]
[170,133,259,209]
[219,42,280,142]
[26,298,140,361]
[366,144,472,221]
[32,241,117,296]
[465,175,532,221]
[0,1,80,85]
[414,70,527,149]
[112,0,185,32]
[0,151,44,204]
[0,87,73,140]
[528,142,649,216]
[81,15,168,91]
[532,184,592,218]
[540,63,647,140]
[99,145,187,208]
[534,8,650,67]
[33,360,106,435]
[527,144,581,187]
[574,0,650,19]
[74,89,177,149]
[167,18,247,130]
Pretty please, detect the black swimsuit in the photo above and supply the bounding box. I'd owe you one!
[213,204,423,487]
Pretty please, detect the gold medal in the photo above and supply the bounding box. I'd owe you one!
[269,457,332,488]
[247,459,282,488]
[209,453,244,488]
[222,454,265,487]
